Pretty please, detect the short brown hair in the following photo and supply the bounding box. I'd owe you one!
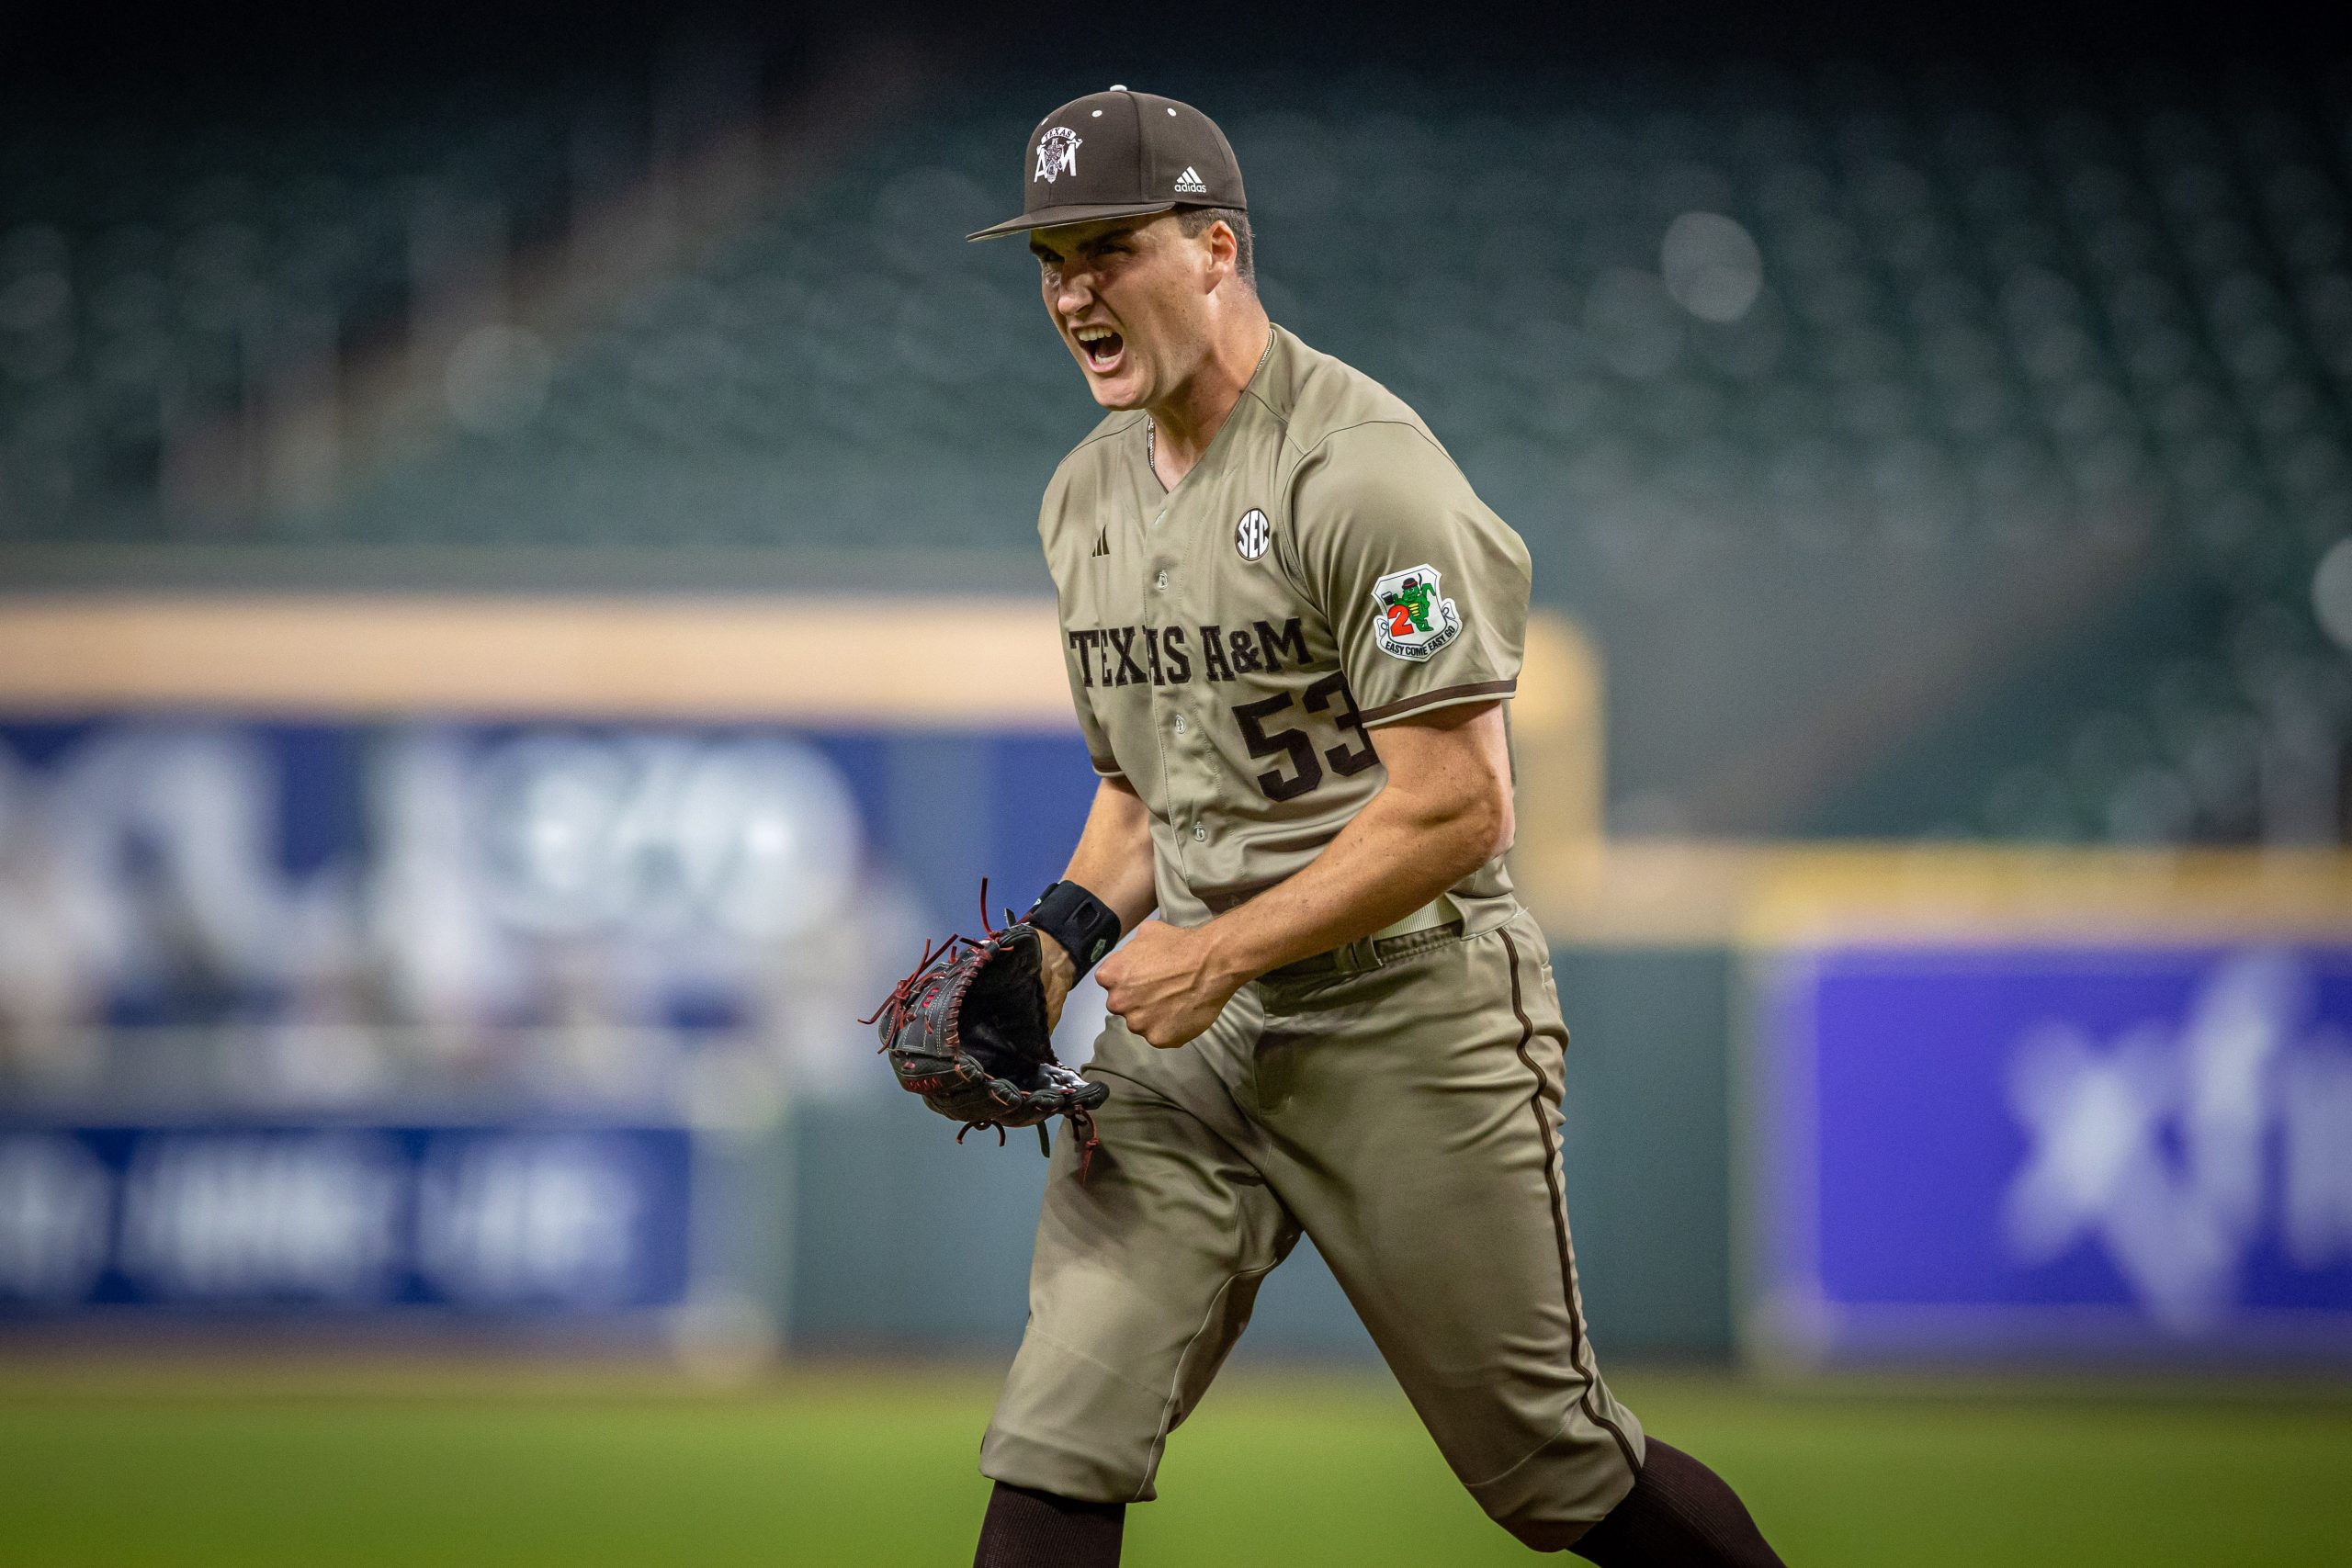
[1176,207,1254,288]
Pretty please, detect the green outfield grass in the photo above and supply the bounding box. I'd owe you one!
[0,1360,2346,1566]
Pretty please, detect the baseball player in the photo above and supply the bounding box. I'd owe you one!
[956,87,1787,1565]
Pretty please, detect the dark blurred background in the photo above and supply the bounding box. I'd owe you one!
[1,2,2348,1563]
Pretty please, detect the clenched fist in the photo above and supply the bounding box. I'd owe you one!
[1095,919,1248,1049]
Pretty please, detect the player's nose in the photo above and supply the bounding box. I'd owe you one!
[1052,263,1096,315]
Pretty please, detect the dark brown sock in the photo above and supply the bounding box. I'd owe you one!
[973,1480,1125,1568]
[1568,1438,1785,1567]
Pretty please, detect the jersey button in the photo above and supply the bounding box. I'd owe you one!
[1192,823,1207,841]
[1172,713,1187,734]
[1155,570,1169,591]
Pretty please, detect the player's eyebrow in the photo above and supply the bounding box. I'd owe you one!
[1032,227,1139,265]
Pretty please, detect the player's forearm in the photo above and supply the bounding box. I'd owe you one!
[1199,708,1512,984]
[1059,776,1159,931]
[1200,785,1502,982]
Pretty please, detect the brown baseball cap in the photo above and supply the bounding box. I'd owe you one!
[966,85,1247,242]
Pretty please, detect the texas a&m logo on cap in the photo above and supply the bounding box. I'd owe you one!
[1035,126,1081,184]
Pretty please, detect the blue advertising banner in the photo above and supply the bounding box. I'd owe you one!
[1759,946,2352,1361]
[0,1124,693,1314]
[0,715,1104,1333]
[0,717,1097,1105]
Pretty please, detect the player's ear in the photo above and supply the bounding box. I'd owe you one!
[1201,219,1237,291]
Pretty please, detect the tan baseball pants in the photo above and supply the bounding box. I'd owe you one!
[981,903,1645,1550]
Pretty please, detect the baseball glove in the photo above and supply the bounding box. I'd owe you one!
[863,883,1108,1168]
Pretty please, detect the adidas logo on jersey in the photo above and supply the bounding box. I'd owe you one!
[1173,165,1208,195]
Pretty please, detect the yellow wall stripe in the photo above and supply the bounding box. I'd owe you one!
[0,595,1074,725]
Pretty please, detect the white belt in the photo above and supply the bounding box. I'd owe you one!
[1259,892,1468,984]
[1371,892,1462,942]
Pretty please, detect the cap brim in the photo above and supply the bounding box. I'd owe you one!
[965,199,1181,242]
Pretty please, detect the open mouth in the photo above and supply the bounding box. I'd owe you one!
[1074,324,1125,372]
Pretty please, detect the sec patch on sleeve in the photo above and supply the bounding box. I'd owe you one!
[1370,564,1464,661]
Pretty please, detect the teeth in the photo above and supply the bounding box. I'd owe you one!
[1075,326,1114,344]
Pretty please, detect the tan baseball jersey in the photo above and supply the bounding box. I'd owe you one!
[1040,323,1533,931]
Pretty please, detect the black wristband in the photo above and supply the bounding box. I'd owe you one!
[1024,880,1123,979]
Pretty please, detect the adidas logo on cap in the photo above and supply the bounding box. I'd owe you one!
[1174,165,1208,195]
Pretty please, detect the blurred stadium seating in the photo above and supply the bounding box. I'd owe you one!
[7,62,2348,843]
[0,75,658,536]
